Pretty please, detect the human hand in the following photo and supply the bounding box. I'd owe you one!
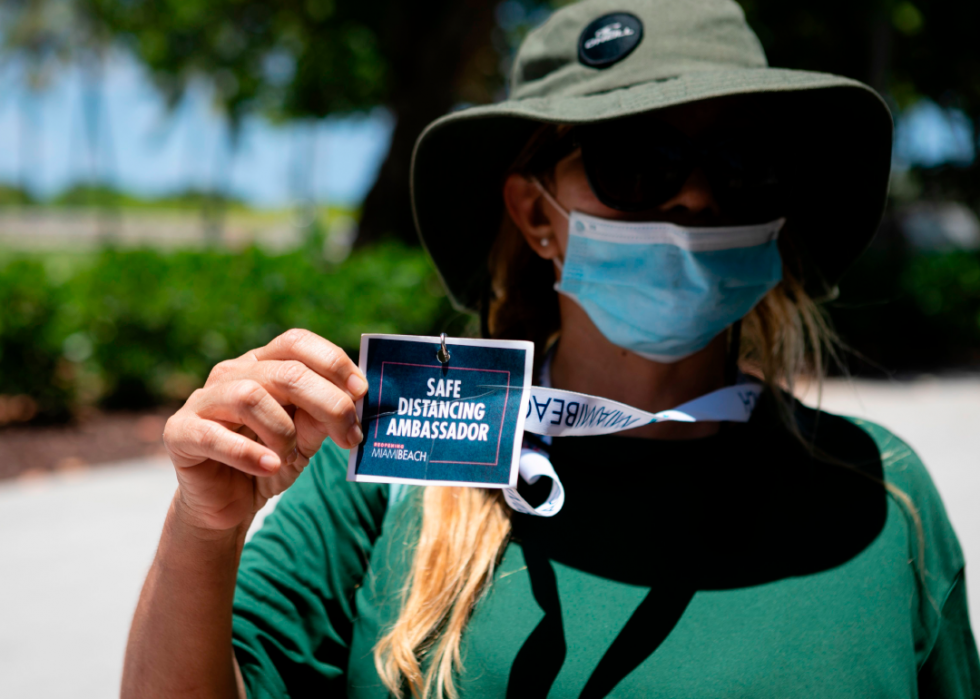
[162,329,367,533]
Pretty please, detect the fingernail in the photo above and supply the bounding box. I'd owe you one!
[347,423,363,447]
[347,373,368,396]
[259,454,280,472]
[286,447,299,465]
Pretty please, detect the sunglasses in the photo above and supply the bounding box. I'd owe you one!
[531,116,788,224]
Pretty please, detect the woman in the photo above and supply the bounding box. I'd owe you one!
[122,0,980,697]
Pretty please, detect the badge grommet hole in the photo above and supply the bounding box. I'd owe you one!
[437,333,451,364]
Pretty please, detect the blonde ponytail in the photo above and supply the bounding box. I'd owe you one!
[374,487,511,699]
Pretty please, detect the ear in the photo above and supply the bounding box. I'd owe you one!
[502,174,562,261]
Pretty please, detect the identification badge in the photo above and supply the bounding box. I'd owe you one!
[347,334,534,488]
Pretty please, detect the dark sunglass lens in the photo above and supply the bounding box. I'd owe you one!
[581,121,694,211]
[706,137,786,223]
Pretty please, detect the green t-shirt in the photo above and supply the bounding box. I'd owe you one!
[232,394,980,698]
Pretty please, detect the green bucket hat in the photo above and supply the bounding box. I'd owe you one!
[411,0,893,313]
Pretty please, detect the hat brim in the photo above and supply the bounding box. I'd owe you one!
[411,68,893,313]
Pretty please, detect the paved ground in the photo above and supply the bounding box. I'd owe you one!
[0,377,977,697]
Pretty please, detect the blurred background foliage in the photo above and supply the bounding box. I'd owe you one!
[0,241,457,422]
[81,0,509,246]
[0,0,979,423]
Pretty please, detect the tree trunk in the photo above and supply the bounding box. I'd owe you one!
[355,0,499,246]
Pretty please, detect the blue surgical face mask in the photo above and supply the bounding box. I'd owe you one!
[534,181,785,363]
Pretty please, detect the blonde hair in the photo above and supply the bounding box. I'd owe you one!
[374,125,856,699]
[374,487,511,699]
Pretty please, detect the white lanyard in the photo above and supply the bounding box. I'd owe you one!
[523,382,761,436]
[502,363,762,517]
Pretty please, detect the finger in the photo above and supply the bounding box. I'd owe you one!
[236,359,360,431]
[293,405,362,457]
[165,415,281,477]
[189,381,297,460]
[293,407,328,458]
[204,356,253,387]
[250,329,367,399]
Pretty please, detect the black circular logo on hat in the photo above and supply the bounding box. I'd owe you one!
[578,12,643,69]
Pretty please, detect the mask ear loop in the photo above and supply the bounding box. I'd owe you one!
[529,176,570,220]
[528,177,568,272]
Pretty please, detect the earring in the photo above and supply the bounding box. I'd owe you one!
[541,238,550,247]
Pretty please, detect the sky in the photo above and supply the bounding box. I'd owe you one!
[0,50,394,208]
[893,99,975,170]
[0,48,974,209]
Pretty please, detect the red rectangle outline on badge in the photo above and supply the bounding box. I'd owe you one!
[374,362,510,467]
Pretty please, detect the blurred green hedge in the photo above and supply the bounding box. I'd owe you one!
[828,249,980,372]
[0,242,977,424]
[0,242,459,422]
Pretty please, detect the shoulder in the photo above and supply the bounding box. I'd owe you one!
[846,417,930,488]
[846,417,944,502]
[793,396,963,568]
[789,395,957,540]
[793,400,966,623]
[841,415,965,575]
